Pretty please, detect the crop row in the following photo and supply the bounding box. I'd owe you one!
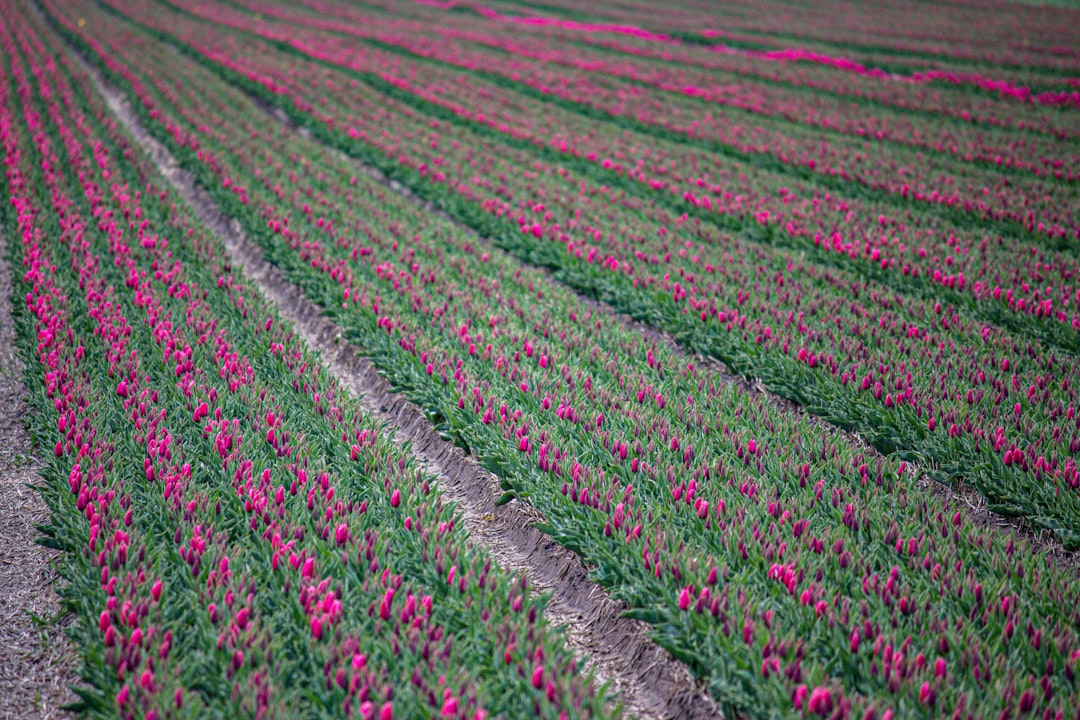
[169,0,1080,254]
[224,0,1080,330]
[73,0,1080,545]
[2,4,607,718]
[258,0,1080,150]
[492,0,1080,84]
[43,0,1080,716]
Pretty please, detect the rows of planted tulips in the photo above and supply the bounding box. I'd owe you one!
[567,0,1080,83]
[67,0,1080,546]
[409,0,1080,105]
[30,0,1080,717]
[2,4,612,718]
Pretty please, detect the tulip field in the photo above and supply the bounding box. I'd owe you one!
[4,0,1080,718]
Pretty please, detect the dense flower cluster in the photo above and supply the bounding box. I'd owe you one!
[2,3,606,717]
[8,0,1080,717]
[73,0,1080,545]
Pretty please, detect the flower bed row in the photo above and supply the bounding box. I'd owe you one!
[42,1,1080,717]
[74,0,1080,545]
[2,4,607,718]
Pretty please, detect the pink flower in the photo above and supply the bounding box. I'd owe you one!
[678,586,692,611]
[380,702,393,720]
[918,682,935,707]
[793,685,808,710]
[380,588,395,620]
[335,523,349,546]
[151,580,163,602]
[531,665,544,689]
[115,381,128,397]
[390,489,401,507]
[808,686,833,716]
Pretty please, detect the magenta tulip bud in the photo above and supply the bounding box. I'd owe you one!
[793,685,808,710]
[809,686,832,715]
[678,586,692,611]
[918,682,935,707]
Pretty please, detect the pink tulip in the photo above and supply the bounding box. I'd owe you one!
[918,682,935,707]
[793,685,808,710]
[808,686,833,716]
[678,586,692,611]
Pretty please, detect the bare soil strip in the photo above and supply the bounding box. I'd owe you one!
[0,229,78,717]
[66,42,724,720]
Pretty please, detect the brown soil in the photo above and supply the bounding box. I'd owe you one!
[69,44,724,720]
[0,228,79,717]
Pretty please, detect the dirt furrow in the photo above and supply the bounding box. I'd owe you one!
[0,226,78,718]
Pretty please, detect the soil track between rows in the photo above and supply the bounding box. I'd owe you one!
[0,229,78,716]
[63,37,724,720]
